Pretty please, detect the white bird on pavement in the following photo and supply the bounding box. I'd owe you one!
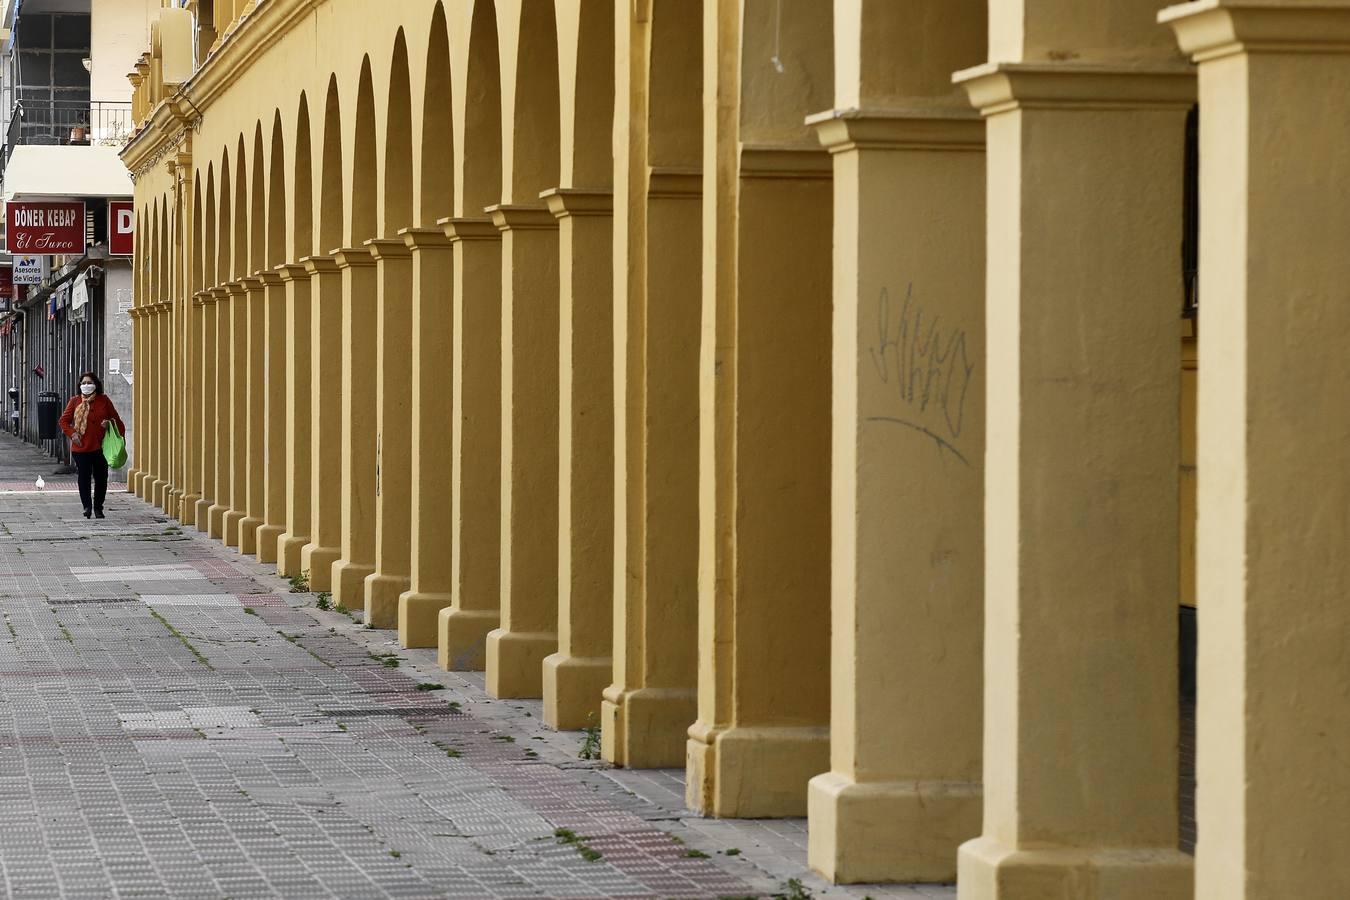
[35,475,44,490]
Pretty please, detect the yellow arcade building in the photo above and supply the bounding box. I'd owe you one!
[121,1,1350,897]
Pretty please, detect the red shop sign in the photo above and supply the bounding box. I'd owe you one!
[6,200,86,254]
[108,200,134,256]
[0,266,12,296]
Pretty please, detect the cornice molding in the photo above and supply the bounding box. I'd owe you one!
[1160,1,1350,61]
[954,61,1196,116]
[807,107,985,154]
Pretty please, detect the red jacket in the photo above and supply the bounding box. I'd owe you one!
[59,393,126,454]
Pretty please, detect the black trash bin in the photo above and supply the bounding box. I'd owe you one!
[37,391,62,440]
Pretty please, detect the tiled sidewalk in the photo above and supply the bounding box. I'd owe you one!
[0,435,953,899]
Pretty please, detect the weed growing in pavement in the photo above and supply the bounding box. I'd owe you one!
[315,591,332,611]
[149,609,212,669]
[490,735,515,743]
[415,682,444,691]
[3,616,15,639]
[553,828,603,862]
[389,850,401,859]
[433,741,461,758]
[578,713,601,761]
[57,623,73,643]
[772,878,814,900]
[684,849,710,859]
[287,570,310,593]
[724,848,741,856]
[243,607,256,616]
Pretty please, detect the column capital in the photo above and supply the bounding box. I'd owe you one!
[540,187,613,219]
[251,269,283,287]
[438,216,501,243]
[275,262,310,283]
[485,203,559,232]
[953,62,1196,117]
[222,280,247,297]
[300,254,339,276]
[648,166,701,199]
[399,226,453,251]
[365,237,412,260]
[332,246,377,269]
[193,289,214,307]
[209,285,232,301]
[739,145,832,180]
[806,107,985,154]
[1160,1,1350,62]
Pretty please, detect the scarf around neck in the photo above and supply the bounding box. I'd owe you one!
[73,395,92,438]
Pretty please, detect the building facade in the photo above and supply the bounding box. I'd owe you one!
[121,1,1350,897]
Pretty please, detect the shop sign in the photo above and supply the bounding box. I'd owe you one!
[13,256,42,285]
[0,266,11,296]
[108,200,134,256]
[6,201,85,254]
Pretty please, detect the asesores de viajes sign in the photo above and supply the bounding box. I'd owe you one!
[5,201,86,254]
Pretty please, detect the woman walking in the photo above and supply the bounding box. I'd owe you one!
[58,372,125,519]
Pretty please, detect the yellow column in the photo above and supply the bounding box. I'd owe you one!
[331,248,378,610]
[146,306,164,504]
[483,205,560,699]
[222,281,248,547]
[194,291,216,532]
[157,302,174,510]
[275,262,312,576]
[127,307,143,495]
[602,2,703,768]
[255,270,287,562]
[687,0,833,820]
[134,307,151,499]
[364,238,414,628]
[954,6,1194,896]
[238,275,266,555]
[1162,4,1350,897]
[436,217,501,670]
[299,254,343,591]
[206,285,232,539]
[179,289,199,524]
[805,0,987,882]
[541,188,613,730]
[397,228,455,648]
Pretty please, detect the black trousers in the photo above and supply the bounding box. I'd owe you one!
[73,450,108,513]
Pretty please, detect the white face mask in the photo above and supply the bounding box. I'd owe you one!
[80,383,95,396]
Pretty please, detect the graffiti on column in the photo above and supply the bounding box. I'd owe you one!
[867,283,975,466]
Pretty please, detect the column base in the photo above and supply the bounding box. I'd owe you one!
[542,653,611,730]
[687,724,829,818]
[957,836,1193,900]
[139,478,156,502]
[437,607,498,671]
[238,516,263,555]
[194,498,212,532]
[127,469,141,493]
[179,493,200,525]
[363,571,408,630]
[807,772,980,884]
[145,479,163,504]
[331,558,373,612]
[207,503,228,539]
[276,532,309,577]
[166,488,182,516]
[255,524,284,564]
[485,628,556,699]
[223,510,245,547]
[156,483,173,510]
[300,543,339,592]
[600,686,697,768]
[397,590,452,649]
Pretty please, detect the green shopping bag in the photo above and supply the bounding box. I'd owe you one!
[102,420,128,469]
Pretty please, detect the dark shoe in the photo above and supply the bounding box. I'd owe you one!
[83,508,91,519]
[94,509,105,519]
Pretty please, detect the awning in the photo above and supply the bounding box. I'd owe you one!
[2,145,132,201]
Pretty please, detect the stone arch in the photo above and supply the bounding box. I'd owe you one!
[268,110,286,268]
[192,172,203,294]
[319,76,344,253]
[159,198,169,302]
[250,124,266,273]
[648,1,702,169]
[459,0,501,217]
[738,0,833,145]
[150,196,160,302]
[504,2,560,202]
[562,0,612,189]
[218,149,232,284]
[233,136,248,280]
[418,1,453,224]
[384,29,414,235]
[204,163,216,289]
[350,57,378,245]
[293,92,313,259]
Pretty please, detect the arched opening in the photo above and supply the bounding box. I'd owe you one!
[294,93,313,259]
[507,3,560,202]
[204,164,216,288]
[419,2,453,224]
[567,0,613,189]
[217,151,231,284]
[459,0,501,217]
[384,30,413,235]
[233,137,248,279]
[350,57,378,245]
[250,124,266,273]
[192,172,203,294]
[648,1,702,170]
[268,111,286,268]
[319,76,343,254]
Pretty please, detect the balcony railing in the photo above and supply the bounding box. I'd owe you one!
[1,100,135,182]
